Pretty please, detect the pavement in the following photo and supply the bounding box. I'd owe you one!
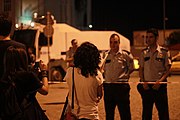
[36,71,180,120]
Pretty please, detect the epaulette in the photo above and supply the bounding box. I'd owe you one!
[102,50,109,55]
[122,49,130,55]
[102,50,110,59]
[160,47,168,52]
[105,50,109,53]
[141,47,149,55]
[142,47,148,51]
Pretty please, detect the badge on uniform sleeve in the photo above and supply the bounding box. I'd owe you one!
[167,51,171,58]
[167,51,172,64]
[159,53,163,58]
[168,59,172,65]
[156,52,164,61]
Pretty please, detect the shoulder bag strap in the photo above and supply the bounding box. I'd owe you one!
[71,67,79,110]
[71,67,75,109]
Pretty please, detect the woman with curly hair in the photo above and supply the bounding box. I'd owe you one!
[64,42,104,120]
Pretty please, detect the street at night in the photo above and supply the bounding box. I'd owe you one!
[1,1,180,120]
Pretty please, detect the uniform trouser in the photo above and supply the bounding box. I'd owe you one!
[137,83,169,120]
[103,83,131,120]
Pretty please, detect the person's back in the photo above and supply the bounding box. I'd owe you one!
[64,42,104,120]
[0,13,26,79]
[65,67,103,119]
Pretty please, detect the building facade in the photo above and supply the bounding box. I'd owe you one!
[0,0,91,31]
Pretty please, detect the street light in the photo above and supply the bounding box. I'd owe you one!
[89,24,93,29]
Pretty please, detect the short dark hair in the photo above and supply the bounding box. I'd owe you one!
[74,42,101,77]
[0,13,12,36]
[110,33,120,43]
[71,39,77,45]
[146,28,159,37]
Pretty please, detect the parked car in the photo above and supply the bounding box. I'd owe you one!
[170,53,180,75]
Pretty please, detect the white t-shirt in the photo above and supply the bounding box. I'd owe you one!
[64,67,104,119]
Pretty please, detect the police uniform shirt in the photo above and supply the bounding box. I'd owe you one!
[139,45,171,82]
[66,47,76,66]
[103,49,134,83]
[66,47,76,60]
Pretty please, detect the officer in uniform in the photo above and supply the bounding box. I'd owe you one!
[137,28,171,120]
[102,33,134,120]
[66,39,78,67]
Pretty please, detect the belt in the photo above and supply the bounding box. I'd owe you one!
[104,79,129,84]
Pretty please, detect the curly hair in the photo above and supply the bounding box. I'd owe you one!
[73,42,101,77]
[146,28,159,37]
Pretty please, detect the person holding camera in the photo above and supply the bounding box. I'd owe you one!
[0,46,49,120]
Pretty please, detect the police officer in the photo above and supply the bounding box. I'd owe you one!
[137,28,171,120]
[66,39,78,67]
[102,33,134,120]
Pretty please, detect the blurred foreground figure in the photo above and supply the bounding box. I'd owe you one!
[0,12,26,79]
[0,46,49,120]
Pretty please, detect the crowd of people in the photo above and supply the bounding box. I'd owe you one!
[0,12,172,120]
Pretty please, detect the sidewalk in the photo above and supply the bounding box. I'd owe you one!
[36,82,69,120]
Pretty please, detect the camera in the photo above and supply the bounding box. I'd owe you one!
[32,61,48,80]
[34,61,40,69]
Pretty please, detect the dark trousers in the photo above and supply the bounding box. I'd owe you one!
[103,83,131,120]
[137,84,169,120]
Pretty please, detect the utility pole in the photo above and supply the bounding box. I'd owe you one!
[43,11,54,81]
[163,0,166,45]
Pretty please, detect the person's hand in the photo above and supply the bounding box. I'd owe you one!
[120,74,129,79]
[143,83,149,90]
[96,97,101,103]
[152,81,160,90]
[69,62,75,67]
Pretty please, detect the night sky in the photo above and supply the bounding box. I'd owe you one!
[92,0,180,44]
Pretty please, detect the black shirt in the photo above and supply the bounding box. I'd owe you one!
[14,71,43,101]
